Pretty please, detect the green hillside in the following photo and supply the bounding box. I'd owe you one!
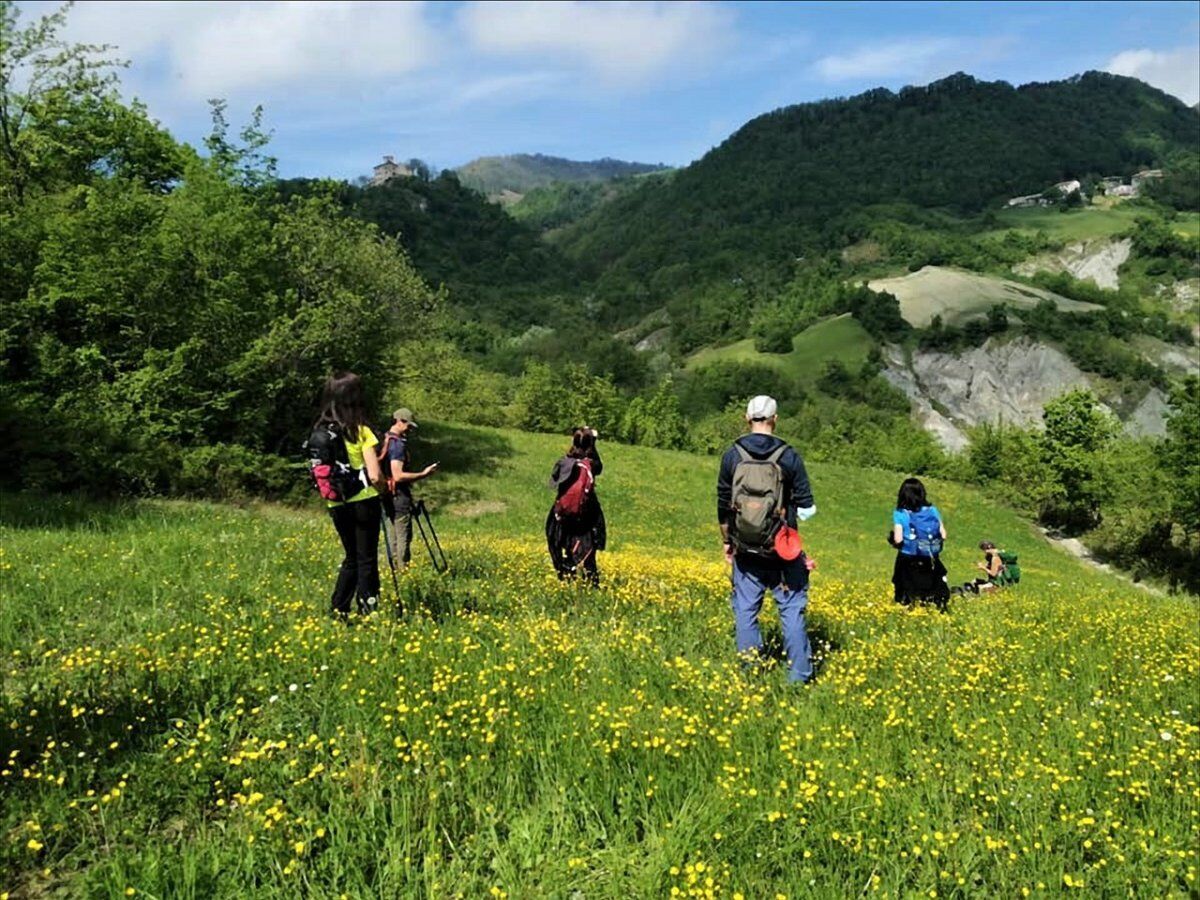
[4,428,1197,897]
[556,72,1200,322]
[508,171,671,233]
[455,153,669,197]
[276,174,576,326]
[685,314,873,384]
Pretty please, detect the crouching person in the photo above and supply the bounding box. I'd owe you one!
[718,396,817,684]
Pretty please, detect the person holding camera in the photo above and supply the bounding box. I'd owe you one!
[545,426,606,585]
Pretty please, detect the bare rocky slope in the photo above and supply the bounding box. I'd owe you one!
[882,337,1171,451]
[1012,237,1132,290]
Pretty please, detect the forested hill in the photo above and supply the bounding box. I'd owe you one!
[277,173,575,326]
[455,153,669,196]
[557,71,1199,321]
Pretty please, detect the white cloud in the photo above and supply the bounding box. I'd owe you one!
[42,1,439,99]
[814,37,964,82]
[1106,47,1200,106]
[458,0,735,86]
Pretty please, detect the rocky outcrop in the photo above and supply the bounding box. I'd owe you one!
[1013,238,1131,291]
[883,337,1169,450]
[1125,388,1170,438]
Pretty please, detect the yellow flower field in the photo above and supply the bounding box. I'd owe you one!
[1,438,1197,897]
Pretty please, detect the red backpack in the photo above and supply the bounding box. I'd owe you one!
[554,458,594,519]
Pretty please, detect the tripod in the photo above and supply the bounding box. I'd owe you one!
[414,499,448,573]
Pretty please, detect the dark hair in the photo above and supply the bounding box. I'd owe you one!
[896,477,928,512]
[567,427,596,459]
[979,540,996,551]
[316,371,370,436]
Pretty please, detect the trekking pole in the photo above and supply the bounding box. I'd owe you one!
[414,499,449,573]
[379,516,401,607]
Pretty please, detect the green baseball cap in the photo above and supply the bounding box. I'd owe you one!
[393,408,417,428]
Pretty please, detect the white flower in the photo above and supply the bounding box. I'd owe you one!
[288,683,298,693]
[1160,731,1174,741]
[268,695,279,704]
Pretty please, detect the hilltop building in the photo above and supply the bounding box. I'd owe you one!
[370,155,412,186]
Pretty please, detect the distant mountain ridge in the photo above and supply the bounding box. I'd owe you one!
[455,153,669,197]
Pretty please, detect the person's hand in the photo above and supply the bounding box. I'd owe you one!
[423,463,439,477]
[723,542,735,565]
[804,556,818,572]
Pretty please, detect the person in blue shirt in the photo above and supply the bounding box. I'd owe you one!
[889,477,950,609]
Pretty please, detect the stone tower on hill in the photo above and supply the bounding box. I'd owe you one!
[370,155,412,186]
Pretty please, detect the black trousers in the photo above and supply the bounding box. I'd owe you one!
[329,497,382,614]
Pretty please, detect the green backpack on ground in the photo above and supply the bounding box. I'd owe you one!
[996,551,1021,586]
[729,443,787,555]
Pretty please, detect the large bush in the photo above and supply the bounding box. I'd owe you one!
[0,5,434,498]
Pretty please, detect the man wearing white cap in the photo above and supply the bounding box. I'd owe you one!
[716,395,817,683]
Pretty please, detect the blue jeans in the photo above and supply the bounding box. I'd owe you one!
[731,556,813,683]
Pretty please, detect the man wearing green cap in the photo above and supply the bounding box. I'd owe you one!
[380,408,438,566]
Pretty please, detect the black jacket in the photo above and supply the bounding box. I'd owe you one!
[716,433,814,528]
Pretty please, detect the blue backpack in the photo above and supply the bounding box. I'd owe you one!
[902,506,943,557]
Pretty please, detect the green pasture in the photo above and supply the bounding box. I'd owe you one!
[984,204,1200,241]
[867,266,1102,327]
[684,315,873,384]
[2,427,1196,898]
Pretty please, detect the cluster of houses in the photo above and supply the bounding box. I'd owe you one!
[1005,169,1163,208]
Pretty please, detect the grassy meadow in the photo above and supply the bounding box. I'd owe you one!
[685,316,873,382]
[2,425,1197,898]
[865,268,1102,328]
[985,205,1200,241]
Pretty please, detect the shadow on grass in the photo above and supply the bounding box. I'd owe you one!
[0,491,170,532]
[758,615,842,681]
[409,421,515,477]
[399,422,517,511]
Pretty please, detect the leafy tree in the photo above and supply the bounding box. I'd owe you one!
[1162,376,1200,533]
[621,379,687,449]
[1038,390,1117,531]
[512,361,620,436]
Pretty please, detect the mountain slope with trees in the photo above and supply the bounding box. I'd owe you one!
[557,72,1199,323]
[455,153,668,197]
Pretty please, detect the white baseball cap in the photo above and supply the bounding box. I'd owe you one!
[746,395,777,420]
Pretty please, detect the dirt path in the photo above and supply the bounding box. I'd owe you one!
[1041,528,1165,596]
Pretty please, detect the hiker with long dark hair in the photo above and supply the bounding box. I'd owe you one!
[889,477,949,609]
[545,426,606,585]
[311,372,385,617]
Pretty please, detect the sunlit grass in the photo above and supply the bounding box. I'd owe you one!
[2,431,1196,897]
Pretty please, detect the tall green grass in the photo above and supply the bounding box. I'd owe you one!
[2,427,1196,898]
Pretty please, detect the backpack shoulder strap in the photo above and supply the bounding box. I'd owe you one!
[734,442,753,463]
[766,444,788,465]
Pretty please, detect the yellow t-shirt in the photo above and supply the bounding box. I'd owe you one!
[328,425,379,508]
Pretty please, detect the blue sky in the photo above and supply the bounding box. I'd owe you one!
[20,1,1200,180]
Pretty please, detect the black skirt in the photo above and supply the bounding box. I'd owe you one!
[892,552,949,607]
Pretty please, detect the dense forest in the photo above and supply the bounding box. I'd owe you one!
[556,72,1199,323]
[277,173,576,326]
